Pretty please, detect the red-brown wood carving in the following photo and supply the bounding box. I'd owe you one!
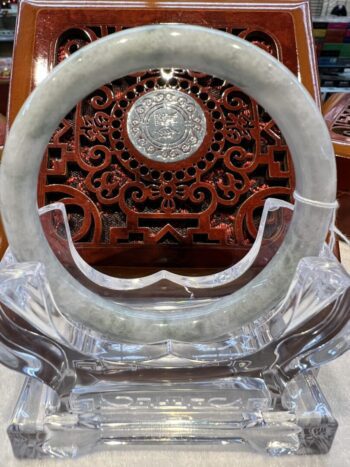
[37,25,295,271]
[7,1,320,273]
[323,93,350,237]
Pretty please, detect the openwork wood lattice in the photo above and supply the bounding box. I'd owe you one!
[330,104,350,138]
[323,93,350,237]
[37,25,295,270]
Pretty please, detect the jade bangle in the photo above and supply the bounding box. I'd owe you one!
[0,25,337,343]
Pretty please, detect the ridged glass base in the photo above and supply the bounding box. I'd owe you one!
[1,201,347,459]
[7,371,337,459]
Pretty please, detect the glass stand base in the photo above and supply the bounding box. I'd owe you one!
[7,371,338,459]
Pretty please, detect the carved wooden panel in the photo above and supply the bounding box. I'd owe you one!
[7,1,320,272]
[323,93,350,236]
[323,93,350,150]
[40,26,292,252]
[332,111,350,141]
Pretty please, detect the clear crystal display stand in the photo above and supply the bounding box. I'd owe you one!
[0,201,348,458]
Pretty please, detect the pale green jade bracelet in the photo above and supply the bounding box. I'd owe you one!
[0,25,337,343]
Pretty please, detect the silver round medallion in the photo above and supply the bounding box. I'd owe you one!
[126,89,206,163]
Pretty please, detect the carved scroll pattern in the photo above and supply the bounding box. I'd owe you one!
[331,104,350,138]
[38,26,294,250]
